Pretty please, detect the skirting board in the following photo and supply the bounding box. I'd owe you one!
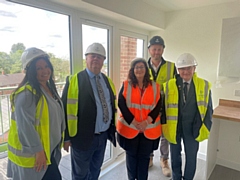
[216,157,240,171]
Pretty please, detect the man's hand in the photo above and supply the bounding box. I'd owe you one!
[63,141,71,152]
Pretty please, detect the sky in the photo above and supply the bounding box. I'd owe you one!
[0,0,70,59]
[0,0,143,61]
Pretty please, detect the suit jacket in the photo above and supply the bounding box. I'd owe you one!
[62,70,116,151]
[176,74,213,139]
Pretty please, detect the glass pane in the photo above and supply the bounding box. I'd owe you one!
[120,36,144,86]
[82,24,111,162]
[82,24,109,75]
[137,39,144,57]
[0,0,70,84]
[0,0,70,156]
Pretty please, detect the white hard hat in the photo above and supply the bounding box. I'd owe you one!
[21,47,49,69]
[176,53,198,68]
[85,43,106,59]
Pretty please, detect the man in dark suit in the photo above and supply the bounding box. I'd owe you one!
[162,53,213,180]
[62,43,116,180]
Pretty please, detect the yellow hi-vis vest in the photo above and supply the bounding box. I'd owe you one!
[149,61,175,87]
[67,73,117,137]
[162,73,211,144]
[117,81,161,139]
[8,85,52,168]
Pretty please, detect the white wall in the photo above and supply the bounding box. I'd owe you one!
[15,0,240,159]
[150,1,240,157]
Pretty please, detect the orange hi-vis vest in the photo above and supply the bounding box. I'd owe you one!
[117,81,161,140]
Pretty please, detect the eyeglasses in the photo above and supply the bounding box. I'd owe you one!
[134,66,145,70]
[88,54,104,60]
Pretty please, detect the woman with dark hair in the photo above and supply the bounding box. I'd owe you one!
[117,57,162,180]
[7,47,65,180]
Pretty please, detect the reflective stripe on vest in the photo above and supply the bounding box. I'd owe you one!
[117,81,161,139]
[118,117,161,129]
[149,61,175,89]
[162,73,211,144]
[194,75,211,142]
[66,74,117,137]
[8,85,51,168]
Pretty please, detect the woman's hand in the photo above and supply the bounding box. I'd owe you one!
[146,116,153,124]
[131,119,141,130]
[35,150,47,172]
[138,121,148,132]
[138,116,153,132]
[132,119,146,132]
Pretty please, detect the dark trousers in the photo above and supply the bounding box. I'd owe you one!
[42,152,62,180]
[71,131,108,180]
[170,133,199,180]
[125,133,154,180]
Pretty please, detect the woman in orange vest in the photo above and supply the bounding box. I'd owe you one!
[117,58,162,180]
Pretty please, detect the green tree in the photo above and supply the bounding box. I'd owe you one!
[8,43,26,73]
[49,53,70,82]
[0,52,11,74]
[0,43,70,80]
[10,49,23,73]
[10,43,25,54]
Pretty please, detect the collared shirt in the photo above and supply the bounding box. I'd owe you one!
[183,79,192,91]
[150,59,162,73]
[86,68,112,133]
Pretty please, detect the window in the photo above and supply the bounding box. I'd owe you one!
[82,23,112,163]
[82,24,109,75]
[0,0,70,84]
[120,36,144,86]
[0,0,70,157]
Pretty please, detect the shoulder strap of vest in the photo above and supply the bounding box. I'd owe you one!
[11,84,42,116]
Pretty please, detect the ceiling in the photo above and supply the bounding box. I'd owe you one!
[52,0,239,13]
[49,0,239,30]
[142,0,237,12]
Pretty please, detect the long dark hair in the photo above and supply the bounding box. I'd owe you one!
[127,58,152,88]
[11,56,58,106]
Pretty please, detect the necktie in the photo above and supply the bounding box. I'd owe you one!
[95,75,109,123]
[183,82,188,101]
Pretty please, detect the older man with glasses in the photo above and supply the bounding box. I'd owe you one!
[162,53,213,180]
